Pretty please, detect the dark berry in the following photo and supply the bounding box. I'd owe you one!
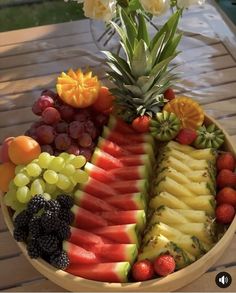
[50,250,69,270]
[57,194,74,209]
[29,216,42,238]
[41,210,60,233]
[27,238,42,259]
[38,235,59,253]
[14,210,32,229]
[13,227,28,242]
[59,209,74,225]
[57,221,71,240]
[45,200,61,215]
[27,195,46,214]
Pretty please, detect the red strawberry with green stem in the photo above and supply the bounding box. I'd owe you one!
[215,204,235,224]
[176,128,197,145]
[131,260,154,281]
[217,153,235,171]
[164,88,175,101]
[132,116,151,133]
[154,254,176,276]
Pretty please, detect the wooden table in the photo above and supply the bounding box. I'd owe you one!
[0,1,236,291]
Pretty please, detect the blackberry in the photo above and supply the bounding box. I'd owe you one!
[50,250,70,270]
[13,227,28,242]
[45,200,61,215]
[59,209,74,225]
[57,194,74,209]
[38,234,59,253]
[27,195,46,214]
[41,210,60,233]
[14,210,32,229]
[57,221,71,240]
[27,238,42,259]
[29,216,42,238]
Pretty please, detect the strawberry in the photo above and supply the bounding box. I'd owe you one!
[164,88,175,101]
[132,116,150,133]
[215,203,235,224]
[216,169,236,189]
[216,187,236,207]
[176,128,197,145]
[154,254,176,276]
[216,153,235,171]
[131,260,154,281]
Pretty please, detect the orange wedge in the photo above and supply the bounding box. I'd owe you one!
[163,96,204,130]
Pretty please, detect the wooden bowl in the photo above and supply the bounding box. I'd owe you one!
[1,114,236,292]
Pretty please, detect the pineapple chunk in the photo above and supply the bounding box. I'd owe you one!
[149,206,189,226]
[184,170,213,184]
[187,159,210,171]
[150,192,190,210]
[174,209,209,223]
[189,149,217,162]
[158,156,192,173]
[157,167,191,184]
[183,182,214,196]
[167,141,195,153]
[155,177,196,198]
[180,195,216,216]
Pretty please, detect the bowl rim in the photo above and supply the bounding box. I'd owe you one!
[1,114,236,292]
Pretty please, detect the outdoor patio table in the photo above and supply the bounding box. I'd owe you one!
[0,0,236,291]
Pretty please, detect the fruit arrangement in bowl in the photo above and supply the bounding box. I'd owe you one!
[1,9,236,292]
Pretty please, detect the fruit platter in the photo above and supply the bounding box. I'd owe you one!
[1,8,236,292]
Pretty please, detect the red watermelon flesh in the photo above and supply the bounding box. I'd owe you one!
[119,154,150,167]
[63,241,99,264]
[74,190,117,212]
[110,179,148,194]
[124,143,154,155]
[69,227,114,247]
[66,262,130,283]
[71,205,107,229]
[91,148,124,170]
[108,115,136,134]
[97,137,130,157]
[106,193,146,210]
[84,162,116,183]
[110,165,148,180]
[80,177,117,198]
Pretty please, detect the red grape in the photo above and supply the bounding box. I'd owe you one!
[78,133,92,148]
[41,144,54,155]
[32,101,42,116]
[94,113,109,126]
[36,125,55,144]
[69,121,84,139]
[41,90,58,100]
[38,95,54,111]
[55,133,72,151]
[42,107,61,125]
[55,121,69,133]
[67,145,80,156]
[79,148,92,161]
[84,120,97,139]
[59,105,75,122]
[74,109,91,122]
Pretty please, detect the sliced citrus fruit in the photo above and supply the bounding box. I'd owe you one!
[163,96,204,130]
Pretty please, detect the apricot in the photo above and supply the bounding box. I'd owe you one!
[0,162,16,192]
[8,136,41,165]
[0,137,14,163]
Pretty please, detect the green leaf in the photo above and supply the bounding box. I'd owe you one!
[160,33,182,60]
[120,8,137,50]
[124,85,143,96]
[150,32,166,66]
[127,0,142,12]
[131,39,148,77]
[137,13,150,46]
[150,54,178,78]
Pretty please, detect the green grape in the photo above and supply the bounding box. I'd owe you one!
[43,170,58,184]
[4,189,16,206]
[14,173,30,187]
[38,152,53,169]
[61,164,76,176]
[43,193,51,201]
[59,152,70,160]
[72,169,89,184]
[49,157,65,172]
[56,174,71,190]
[26,163,42,177]
[66,154,76,164]
[8,180,17,191]
[45,183,57,194]
[71,155,86,169]
[12,202,27,216]
[15,165,25,175]
[32,159,39,164]
[30,179,45,196]
[16,186,31,203]
[64,184,75,193]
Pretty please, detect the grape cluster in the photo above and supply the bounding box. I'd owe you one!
[4,152,88,212]
[13,194,73,270]
[26,89,108,159]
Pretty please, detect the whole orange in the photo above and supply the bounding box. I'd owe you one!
[92,86,114,112]
[8,136,41,165]
[0,162,16,192]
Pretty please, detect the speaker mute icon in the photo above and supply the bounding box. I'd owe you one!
[216,272,232,288]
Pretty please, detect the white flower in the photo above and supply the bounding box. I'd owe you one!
[139,0,170,16]
[83,0,116,21]
[177,0,205,8]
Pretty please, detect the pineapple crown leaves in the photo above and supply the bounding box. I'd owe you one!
[103,8,182,120]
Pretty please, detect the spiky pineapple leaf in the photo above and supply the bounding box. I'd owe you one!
[131,39,151,77]
[150,32,166,66]
[120,8,137,50]
[160,33,183,61]
[137,13,150,46]
[150,54,178,78]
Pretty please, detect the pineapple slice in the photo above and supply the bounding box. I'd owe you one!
[180,195,215,216]
[150,192,190,210]
[189,149,217,162]
[187,159,210,171]
[167,141,195,153]
[155,177,196,198]
[183,182,214,196]
[184,170,213,184]
[139,235,195,269]
[156,167,191,184]
[174,209,209,223]
[158,156,192,173]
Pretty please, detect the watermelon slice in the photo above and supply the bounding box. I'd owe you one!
[66,262,131,283]
[97,137,130,157]
[97,210,146,231]
[71,205,107,229]
[124,143,154,156]
[107,115,136,134]
[80,177,117,198]
[69,227,113,246]
[92,224,140,245]
[119,154,151,168]
[110,179,148,194]
[91,148,124,170]
[84,162,116,183]
[110,165,148,180]
[63,241,99,264]
[74,190,117,212]
[106,193,146,210]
